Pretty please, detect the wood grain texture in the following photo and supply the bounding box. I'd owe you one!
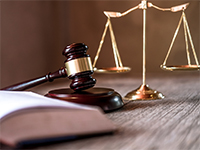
[2,73,200,150]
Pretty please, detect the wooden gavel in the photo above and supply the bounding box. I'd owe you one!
[1,43,96,91]
[1,43,124,112]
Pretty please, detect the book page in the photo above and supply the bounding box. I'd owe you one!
[0,91,96,119]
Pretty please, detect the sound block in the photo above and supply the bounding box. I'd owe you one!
[45,87,124,112]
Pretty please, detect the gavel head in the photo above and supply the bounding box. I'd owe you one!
[63,43,96,91]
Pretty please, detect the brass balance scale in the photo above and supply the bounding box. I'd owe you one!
[92,0,200,101]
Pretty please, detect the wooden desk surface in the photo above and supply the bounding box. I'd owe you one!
[2,73,200,150]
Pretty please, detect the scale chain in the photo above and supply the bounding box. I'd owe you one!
[183,12,191,66]
[93,19,109,68]
[108,19,123,68]
[162,13,183,66]
[183,12,199,66]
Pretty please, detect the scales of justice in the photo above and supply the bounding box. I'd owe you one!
[92,0,200,101]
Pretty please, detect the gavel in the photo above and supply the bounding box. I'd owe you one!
[1,43,124,112]
[1,43,96,91]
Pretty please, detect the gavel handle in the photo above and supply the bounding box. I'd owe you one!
[1,67,68,91]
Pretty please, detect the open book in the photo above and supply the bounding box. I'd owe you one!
[0,91,116,148]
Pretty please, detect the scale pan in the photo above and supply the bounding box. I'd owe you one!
[160,65,200,71]
[94,67,131,73]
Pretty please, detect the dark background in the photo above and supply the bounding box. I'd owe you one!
[0,0,199,88]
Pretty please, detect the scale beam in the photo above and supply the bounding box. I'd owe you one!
[148,2,189,12]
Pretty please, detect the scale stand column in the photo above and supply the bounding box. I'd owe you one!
[124,0,164,100]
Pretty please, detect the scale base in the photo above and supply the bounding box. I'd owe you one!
[45,87,124,112]
[124,84,164,101]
